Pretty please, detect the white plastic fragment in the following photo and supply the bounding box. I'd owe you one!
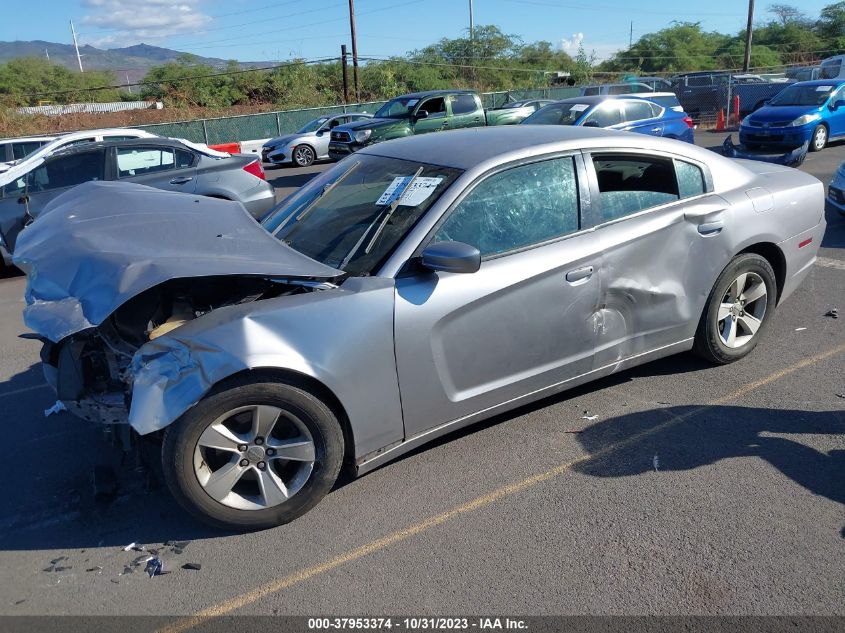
[581,413,598,421]
[653,454,660,472]
[795,327,807,331]
[44,400,67,417]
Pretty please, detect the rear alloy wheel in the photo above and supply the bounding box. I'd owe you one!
[810,124,828,152]
[292,144,316,167]
[694,253,776,364]
[162,376,344,531]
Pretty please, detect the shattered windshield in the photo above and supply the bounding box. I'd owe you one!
[373,97,420,119]
[297,117,330,133]
[521,102,589,125]
[769,84,835,106]
[262,155,462,275]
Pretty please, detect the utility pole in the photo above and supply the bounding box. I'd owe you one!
[347,0,360,102]
[126,73,132,94]
[70,20,83,72]
[469,0,474,40]
[742,0,754,72]
[341,44,350,104]
[629,21,633,49]
[45,48,49,61]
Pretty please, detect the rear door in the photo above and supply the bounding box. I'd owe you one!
[618,100,664,136]
[115,145,198,193]
[584,150,729,365]
[448,93,485,128]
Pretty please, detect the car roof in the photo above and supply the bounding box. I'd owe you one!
[789,79,845,87]
[0,135,56,143]
[48,137,190,159]
[393,90,476,99]
[358,125,716,171]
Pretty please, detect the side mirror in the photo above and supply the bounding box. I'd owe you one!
[831,99,845,111]
[415,110,429,120]
[17,195,29,205]
[582,120,600,128]
[420,241,480,274]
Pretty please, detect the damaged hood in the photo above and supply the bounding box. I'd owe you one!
[15,181,343,342]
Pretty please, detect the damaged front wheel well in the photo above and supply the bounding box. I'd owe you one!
[738,242,785,303]
[209,367,356,466]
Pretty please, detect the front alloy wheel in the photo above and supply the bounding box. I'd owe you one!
[163,375,344,531]
[293,145,316,167]
[810,125,827,152]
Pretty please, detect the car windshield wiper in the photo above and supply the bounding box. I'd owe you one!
[339,166,424,270]
[272,160,360,236]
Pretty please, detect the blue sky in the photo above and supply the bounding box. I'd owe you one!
[1,0,834,64]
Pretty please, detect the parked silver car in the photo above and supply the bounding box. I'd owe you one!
[0,137,275,253]
[262,113,372,167]
[16,126,824,530]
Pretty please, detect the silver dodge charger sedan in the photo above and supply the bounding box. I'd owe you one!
[15,126,824,530]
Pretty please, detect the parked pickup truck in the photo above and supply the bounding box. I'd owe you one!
[328,90,524,159]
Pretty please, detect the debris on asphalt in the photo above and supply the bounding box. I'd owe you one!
[181,563,202,571]
[581,411,598,421]
[824,308,839,319]
[657,401,671,405]
[653,454,660,472]
[43,557,72,573]
[835,393,845,399]
[110,579,120,584]
[563,429,582,434]
[123,542,145,552]
[120,565,134,576]
[43,400,67,417]
[164,540,190,554]
[14,599,26,605]
[144,557,163,578]
[85,566,103,573]
[795,327,807,331]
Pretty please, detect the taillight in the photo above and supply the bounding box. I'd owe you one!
[242,159,265,180]
[683,116,694,128]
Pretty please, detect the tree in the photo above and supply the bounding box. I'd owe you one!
[0,57,119,106]
[767,4,808,26]
[817,1,845,48]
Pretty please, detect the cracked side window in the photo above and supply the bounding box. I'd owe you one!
[433,157,579,258]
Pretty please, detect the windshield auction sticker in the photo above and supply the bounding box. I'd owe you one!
[377,176,444,207]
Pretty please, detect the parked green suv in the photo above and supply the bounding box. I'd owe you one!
[328,90,521,159]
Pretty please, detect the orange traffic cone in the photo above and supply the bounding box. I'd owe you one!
[715,109,726,131]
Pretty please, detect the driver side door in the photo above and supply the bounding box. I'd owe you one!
[393,154,602,438]
[412,97,449,134]
[826,85,845,138]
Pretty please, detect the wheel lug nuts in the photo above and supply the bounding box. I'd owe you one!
[266,448,276,456]
[257,461,266,470]
[254,437,264,445]
[239,459,249,467]
[238,444,248,452]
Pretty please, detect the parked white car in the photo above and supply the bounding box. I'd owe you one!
[0,128,157,186]
[0,136,56,173]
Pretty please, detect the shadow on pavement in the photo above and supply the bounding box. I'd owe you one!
[574,404,845,507]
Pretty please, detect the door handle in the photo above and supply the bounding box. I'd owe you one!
[170,176,193,185]
[650,127,661,133]
[697,220,724,235]
[565,266,594,283]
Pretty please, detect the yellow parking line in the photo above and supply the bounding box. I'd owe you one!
[160,341,845,632]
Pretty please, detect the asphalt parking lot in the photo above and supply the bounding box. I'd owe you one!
[0,130,842,618]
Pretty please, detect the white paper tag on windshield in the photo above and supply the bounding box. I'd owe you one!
[377,176,443,206]
[816,85,834,91]
[570,104,589,112]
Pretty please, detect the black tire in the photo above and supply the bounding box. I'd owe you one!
[810,124,828,152]
[292,144,315,167]
[162,374,344,531]
[693,253,777,365]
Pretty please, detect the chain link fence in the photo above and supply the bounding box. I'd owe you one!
[135,87,582,145]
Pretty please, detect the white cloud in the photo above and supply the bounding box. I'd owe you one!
[80,0,212,47]
[558,32,584,53]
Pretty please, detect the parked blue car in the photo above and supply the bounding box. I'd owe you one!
[521,95,695,143]
[739,79,845,152]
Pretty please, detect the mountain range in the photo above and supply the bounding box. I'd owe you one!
[0,40,257,84]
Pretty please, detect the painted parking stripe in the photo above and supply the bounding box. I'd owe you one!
[158,340,845,632]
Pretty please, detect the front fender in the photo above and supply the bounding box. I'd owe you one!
[128,277,404,460]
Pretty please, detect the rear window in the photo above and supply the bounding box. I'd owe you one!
[648,95,681,110]
[821,59,842,79]
[450,94,478,115]
[12,141,49,160]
